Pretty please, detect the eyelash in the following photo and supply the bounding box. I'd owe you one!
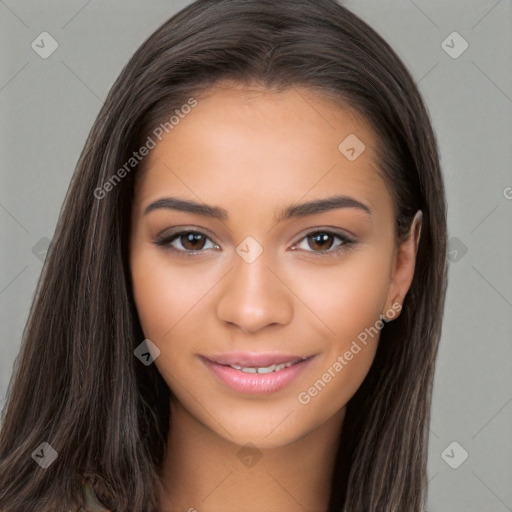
[154,229,356,258]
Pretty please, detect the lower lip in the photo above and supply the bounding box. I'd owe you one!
[201,357,314,394]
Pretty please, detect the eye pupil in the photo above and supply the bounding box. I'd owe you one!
[181,232,205,250]
[309,232,334,251]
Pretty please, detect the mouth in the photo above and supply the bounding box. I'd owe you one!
[199,353,315,394]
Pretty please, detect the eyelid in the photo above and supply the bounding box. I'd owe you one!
[155,225,219,241]
[291,226,355,245]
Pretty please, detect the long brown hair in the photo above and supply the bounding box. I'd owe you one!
[0,1,447,510]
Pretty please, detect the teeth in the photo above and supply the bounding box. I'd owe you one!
[229,360,302,374]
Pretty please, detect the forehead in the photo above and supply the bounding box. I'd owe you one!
[134,84,393,220]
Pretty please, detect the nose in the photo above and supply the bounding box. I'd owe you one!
[216,252,294,334]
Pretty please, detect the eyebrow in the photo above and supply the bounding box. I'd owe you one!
[144,194,372,222]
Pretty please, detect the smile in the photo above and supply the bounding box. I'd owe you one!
[200,353,315,394]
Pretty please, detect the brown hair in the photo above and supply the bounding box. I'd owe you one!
[0,1,448,510]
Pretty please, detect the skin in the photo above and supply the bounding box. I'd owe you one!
[129,82,422,512]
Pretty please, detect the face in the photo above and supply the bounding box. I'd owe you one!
[129,83,420,449]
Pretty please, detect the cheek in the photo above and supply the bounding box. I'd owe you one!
[289,250,391,342]
[130,249,214,340]
[288,252,390,411]
[130,255,213,389]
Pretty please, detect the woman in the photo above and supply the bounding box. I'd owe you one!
[0,0,448,510]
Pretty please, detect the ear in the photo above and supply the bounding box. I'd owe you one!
[382,210,422,320]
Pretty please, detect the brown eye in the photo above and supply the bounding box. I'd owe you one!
[179,232,207,250]
[155,230,219,254]
[292,230,355,256]
[307,232,336,251]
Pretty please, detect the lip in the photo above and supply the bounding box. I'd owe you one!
[204,351,308,367]
[200,353,315,394]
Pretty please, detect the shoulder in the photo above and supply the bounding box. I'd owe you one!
[75,479,112,512]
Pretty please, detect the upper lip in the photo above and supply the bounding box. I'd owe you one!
[202,352,312,367]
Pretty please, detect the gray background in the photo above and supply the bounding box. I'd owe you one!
[1,1,511,510]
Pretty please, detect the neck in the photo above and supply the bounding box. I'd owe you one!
[157,401,346,512]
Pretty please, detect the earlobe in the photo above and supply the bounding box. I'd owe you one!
[381,210,423,322]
